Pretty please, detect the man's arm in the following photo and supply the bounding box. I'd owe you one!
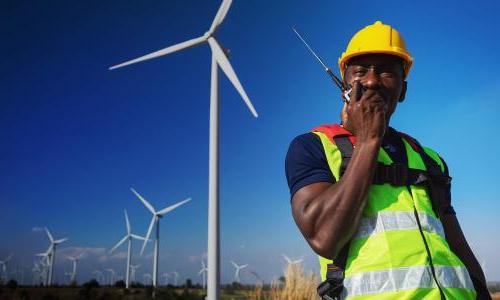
[291,82,387,259]
[291,140,381,259]
[441,214,491,299]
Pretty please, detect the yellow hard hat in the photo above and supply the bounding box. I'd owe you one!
[338,21,413,79]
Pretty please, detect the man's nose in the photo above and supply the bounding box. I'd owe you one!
[362,69,382,90]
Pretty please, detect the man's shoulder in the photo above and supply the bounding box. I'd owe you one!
[393,129,449,174]
[288,132,322,152]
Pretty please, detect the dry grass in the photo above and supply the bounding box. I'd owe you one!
[266,264,319,300]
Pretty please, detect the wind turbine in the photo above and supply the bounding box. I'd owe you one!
[171,271,179,286]
[143,273,152,285]
[43,227,68,286]
[92,270,105,284]
[130,188,190,289]
[230,261,248,283]
[64,270,73,284]
[282,254,303,266]
[130,264,140,283]
[66,253,83,283]
[106,268,116,285]
[198,260,208,290]
[161,272,170,286]
[109,2,258,298]
[109,209,147,289]
[0,254,12,281]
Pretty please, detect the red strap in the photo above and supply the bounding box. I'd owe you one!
[311,124,357,145]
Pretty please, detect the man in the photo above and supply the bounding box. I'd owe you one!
[285,21,490,299]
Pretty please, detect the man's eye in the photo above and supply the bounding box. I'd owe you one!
[354,69,366,75]
[380,71,396,78]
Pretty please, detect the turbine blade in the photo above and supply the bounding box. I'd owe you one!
[241,264,249,269]
[130,234,147,241]
[55,238,68,244]
[124,209,131,234]
[282,254,291,264]
[109,36,206,70]
[110,235,128,253]
[230,261,238,268]
[157,197,191,216]
[209,0,233,33]
[208,37,258,117]
[45,227,54,243]
[141,216,156,256]
[131,188,156,215]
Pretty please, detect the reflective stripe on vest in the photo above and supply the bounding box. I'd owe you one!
[343,265,474,297]
[311,126,476,300]
[354,211,445,240]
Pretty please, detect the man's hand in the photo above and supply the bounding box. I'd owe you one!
[344,81,388,143]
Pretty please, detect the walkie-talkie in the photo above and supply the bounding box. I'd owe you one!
[293,28,351,103]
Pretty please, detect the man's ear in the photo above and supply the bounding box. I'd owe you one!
[398,81,407,103]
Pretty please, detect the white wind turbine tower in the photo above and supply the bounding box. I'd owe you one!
[130,264,140,283]
[230,261,248,283]
[282,254,303,266]
[43,227,68,286]
[109,209,147,289]
[130,188,190,289]
[0,254,12,281]
[109,2,258,298]
[199,260,208,290]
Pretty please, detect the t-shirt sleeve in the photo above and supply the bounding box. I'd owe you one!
[285,133,335,198]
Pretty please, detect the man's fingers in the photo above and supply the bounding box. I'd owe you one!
[349,80,362,102]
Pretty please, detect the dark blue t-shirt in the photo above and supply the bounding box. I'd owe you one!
[285,127,413,198]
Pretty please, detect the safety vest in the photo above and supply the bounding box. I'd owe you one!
[311,124,476,300]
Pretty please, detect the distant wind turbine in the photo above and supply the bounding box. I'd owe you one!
[230,261,248,283]
[143,273,152,285]
[161,272,170,286]
[106,268,116,285]
[199,260,208,290]
[171,271,180,286]
[130,188,190,289]
[109,209,147,289]
[42,228,68,286]
[282,254,303,266]
[109,1,258,298]
[92,270,105,284]
[66,252,83,283]
[0,254,12,281]
[130,264,140,283]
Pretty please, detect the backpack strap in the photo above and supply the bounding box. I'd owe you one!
[333,136,354,177]
[398,132,454,215]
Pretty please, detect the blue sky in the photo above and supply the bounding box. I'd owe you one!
[1,0,500,285]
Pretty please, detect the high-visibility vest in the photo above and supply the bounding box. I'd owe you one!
[311,124,476,299]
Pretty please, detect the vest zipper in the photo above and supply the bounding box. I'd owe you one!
[408,186,446,300]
